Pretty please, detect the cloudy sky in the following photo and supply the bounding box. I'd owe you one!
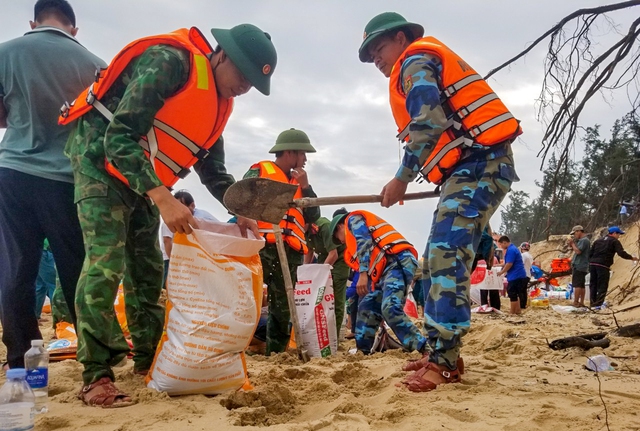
[1,1,636,253]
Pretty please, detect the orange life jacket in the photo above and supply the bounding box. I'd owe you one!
[389,36,522,185]
[343,210,417,283]
[254,161,308,254]
[59,27,233,188]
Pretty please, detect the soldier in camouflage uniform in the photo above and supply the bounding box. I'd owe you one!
[358,13,520,391]
[243,129,320,355]
[64,25,277,406]
[304,209,350,335]
[330,210,426,354]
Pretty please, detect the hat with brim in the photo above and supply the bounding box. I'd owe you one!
[608,226,625,235]
[211,24,276,96]
[570,225,584,235]
[329,213,349,245]
[269,128,317,153]
[358,12,424,63]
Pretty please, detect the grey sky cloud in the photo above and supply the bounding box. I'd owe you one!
[1,0,636,253]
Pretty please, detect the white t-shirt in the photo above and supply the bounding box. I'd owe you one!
[521,251,533,278]
[160,208,218,260]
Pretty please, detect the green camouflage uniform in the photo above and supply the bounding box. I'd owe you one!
[51,282,72,330]
[243,167,320,354]
[65,45,236,385]
[306,217,349,333]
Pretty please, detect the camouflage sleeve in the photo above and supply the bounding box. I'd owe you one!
[348,214,373,272]
[396,53,448,183]
[193,136,236,205]
[301,185,320,223]
[103,45,189,196]
[243,167,260,179]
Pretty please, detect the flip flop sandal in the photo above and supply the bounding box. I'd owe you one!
[401,362,461,392]
[403,355,465,374]
[78,377,134,408]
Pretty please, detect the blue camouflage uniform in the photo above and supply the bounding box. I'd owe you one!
[400,53,518,370]
[349,214,426,354]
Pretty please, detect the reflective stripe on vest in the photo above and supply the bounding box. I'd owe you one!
[343,210,417,283]
[389,36,522,185]
[59,27,233,188]
[254,161,308,254]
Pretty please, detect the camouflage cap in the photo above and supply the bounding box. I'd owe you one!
[211,24,277,95]
[269,128,316,153]
[358,12,424,63]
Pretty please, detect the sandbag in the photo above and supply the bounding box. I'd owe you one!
[295,264,337,358]
[146,221,264,395]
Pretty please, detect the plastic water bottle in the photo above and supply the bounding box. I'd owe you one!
[0,368,35,431]
[24,340,49,413]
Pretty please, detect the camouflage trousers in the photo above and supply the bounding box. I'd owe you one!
[422,145,517,369]
[51,282,72,330]
[355,251,426,354]
[74,174,164,385]
[331,262,349,336]
[260,242,303,355]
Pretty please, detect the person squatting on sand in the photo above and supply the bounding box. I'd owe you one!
[0,0,105,370]
[330,210,427,355]
[357,12,521,391]
[60,22,277,407]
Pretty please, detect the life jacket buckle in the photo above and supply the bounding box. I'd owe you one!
[457,106,469,119]
[177,167,190,179]
[59,101,70,119]
[86,88,96,105]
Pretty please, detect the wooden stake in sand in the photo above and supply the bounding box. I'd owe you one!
[272,224,310,362]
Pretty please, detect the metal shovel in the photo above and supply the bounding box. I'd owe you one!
[223,177,439,224]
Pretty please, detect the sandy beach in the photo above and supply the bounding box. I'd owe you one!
[4,224,640,431]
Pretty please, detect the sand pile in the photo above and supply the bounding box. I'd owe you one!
[7,299,636,431]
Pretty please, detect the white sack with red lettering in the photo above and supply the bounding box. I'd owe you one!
[295,264,337,357]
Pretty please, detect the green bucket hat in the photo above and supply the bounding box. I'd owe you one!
[329,213,349,245]
[211,24,277,95]
[269,128,317,153]
[358,12,424,63]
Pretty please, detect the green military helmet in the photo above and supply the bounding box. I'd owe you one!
[269,128,317,153]
[358,12,424,63]
[210,24,277,95]
[329,212,349,245]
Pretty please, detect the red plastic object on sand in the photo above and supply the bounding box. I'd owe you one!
[550,258,571,273]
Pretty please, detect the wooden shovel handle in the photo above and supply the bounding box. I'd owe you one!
[293,190,439,208]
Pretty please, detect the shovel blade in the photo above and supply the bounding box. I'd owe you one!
[223,177,297,224]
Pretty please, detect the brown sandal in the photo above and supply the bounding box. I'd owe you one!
[78,377,134,408]
[401,362,461,392]
[403,355,465,374]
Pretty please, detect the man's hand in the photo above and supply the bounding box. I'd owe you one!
[380,177,408,208]
[291,167,309,189]
[236,216,260,238]
[356,272,370,297]
[147,186,198,234]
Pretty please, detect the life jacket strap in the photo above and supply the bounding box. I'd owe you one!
[456,93,499,119]
[84,85,207,178]
[443,73,482,98]
[469,112,515,139]
[419,134,474,178]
